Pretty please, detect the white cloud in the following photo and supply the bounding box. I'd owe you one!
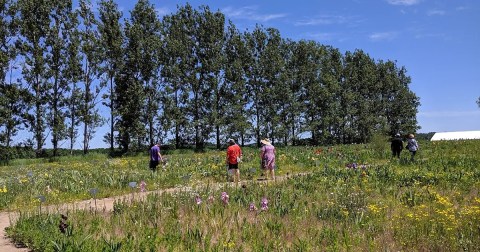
[295,15,349,26]
[155,7,170,17]
[427,9,446,16]
[369,32,398,41]
[222,6,287,22]
[386,0,421,6]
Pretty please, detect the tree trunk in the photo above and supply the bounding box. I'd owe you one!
[216,125,220,149]
[83,67,90,155]
[35,74,43,156]
[255,101,260,147]
[53,76,58,157]
[291,117,296,146]
[6,125,11,148]
[109,76,114,152]
[174,89,180,149]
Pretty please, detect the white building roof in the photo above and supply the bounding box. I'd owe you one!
[430,131,480,141]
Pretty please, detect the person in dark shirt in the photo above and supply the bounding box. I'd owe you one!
[391,133,404,158]
[149,141,164,171]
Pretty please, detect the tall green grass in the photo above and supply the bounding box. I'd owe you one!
[3,140,480,250]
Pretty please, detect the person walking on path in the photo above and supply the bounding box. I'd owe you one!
[406,134,419,161]
[149,141,164,171]
[226,138,242,186]
[391,133,404,158]
[260,138,276,181]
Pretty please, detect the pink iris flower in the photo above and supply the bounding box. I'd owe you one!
[221,192,229,205]
[261,197,268,211]
[249,202,257,211]
[195,195,202,205]
[139,181,146,192]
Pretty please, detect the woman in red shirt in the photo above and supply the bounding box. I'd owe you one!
[226,138,242,185]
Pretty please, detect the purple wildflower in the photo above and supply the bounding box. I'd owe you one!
[249,202,257,211]
[139,181,147,192]
[195,195,202,205]
[346,163,359,169]
[261,197,268,211]
[221,192,229,205]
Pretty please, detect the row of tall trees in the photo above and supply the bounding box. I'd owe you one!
[0,0,420,156]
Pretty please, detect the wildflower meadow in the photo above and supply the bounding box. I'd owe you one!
[1,140,479,251]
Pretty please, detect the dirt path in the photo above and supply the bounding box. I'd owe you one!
[0,186,195,252]
[0,174,300,251]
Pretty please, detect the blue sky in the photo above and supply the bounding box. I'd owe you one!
[94,0,479,148]
[118,0,479,128]
[20,0,480,149]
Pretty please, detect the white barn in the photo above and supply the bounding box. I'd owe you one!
[430,131,480,141]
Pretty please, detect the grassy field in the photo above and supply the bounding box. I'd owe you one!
[2,140,480,251]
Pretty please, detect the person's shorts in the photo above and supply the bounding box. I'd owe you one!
[228,163,238,169]
[150,160,159,170]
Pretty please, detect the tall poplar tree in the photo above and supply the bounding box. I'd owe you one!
[244,25,268,147]
[0,0,11,85]
[0,0,26,148]
[115,19,144,152]
[126,0,162,147]
[318,46,343,144]
[98,0,123,152]
[64,5,82,154]
[115,0,163,151]
[46,0,77,157]
[296,41,323,145]
[342,50,378,143]
[277,39,307,145]
[77,0,103,154]
[196,6,225,149]
[16,0,53,156]
[161,4,195,148]
[1,16,30,149]
[223,21,250,146]
[260,28,284,144]
[377,60,419,135]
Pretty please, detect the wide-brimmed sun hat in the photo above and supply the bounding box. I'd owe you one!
[408,134,414,139]
[260,138,271,145]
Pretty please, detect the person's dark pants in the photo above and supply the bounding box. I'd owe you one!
[150,160,159,171]
[410,151,416,161]
[392,149,401,158]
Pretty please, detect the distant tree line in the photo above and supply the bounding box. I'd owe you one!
[0,0,420,157]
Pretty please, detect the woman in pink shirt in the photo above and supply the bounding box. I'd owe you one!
[260,138,276,181]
